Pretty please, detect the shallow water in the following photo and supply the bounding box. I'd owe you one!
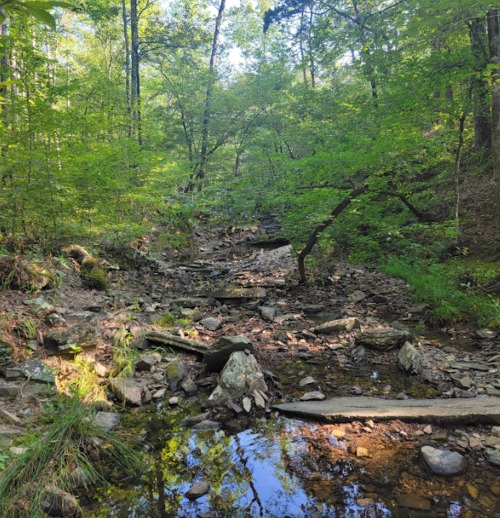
[81,398,500,518]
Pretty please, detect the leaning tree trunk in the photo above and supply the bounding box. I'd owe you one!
[297,185,369,282]
[488,9,500,213]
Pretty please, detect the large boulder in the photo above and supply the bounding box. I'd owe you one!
[110,377,142,406]
[204,336,253,371]
[204,351,268,408]
[44,324,98,355]
[356,328,412,351]
[421,446,468,476]
[314,318,360,335]
[398,342,421,374]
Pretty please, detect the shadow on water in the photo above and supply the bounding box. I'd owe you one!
[79,398,497,518]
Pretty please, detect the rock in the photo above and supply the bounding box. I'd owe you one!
[260,307,277,322]
[10,447,27,455]
[477,329,498,339]
[491,485,500,496]
[169,396,180,405]
[153,388,166,399]
[179,413,211,427]
[396,392,408,400]
[492,426,500,437]
[242,397,252,412]
[347,290,366,303]
[185,481,210,500]
[0,338,15,359]
[188,287,266,299]
[454,376,471,389]
[44,324,98,355]
[398,342,421,374]
[253,390,266,409]
[396,494,431,510]
[93,411,118,430]
[167,360,186,391]
[204,335,253,371]
[300,391,326,401]
[199,317,222,331]
[131,335,149,351]
[110,377,142,406]
[181,378,198,396]
[94,362,111,378]
[357,447,369,457]
[45,312,65,327]
[25,297,54,313]
[172,297,211,308]
[65,311,97,324]
[135,355,157,371]
[485,448,500,466]
[42,486,78,516]
[420,369,433,383]
[449,362,489,372]
[421,446,468,476]
[0,407,21,425]
[191,420,220,431]
[204,352,268,408]
[487,387,500,397]
[408,303,429,314]
[350,345,365,363]
[467,483,478,499]
[273,396,500,425]
[299,376,316,387]
[314,317,360,335]
[0,385,20,398]
[423,425,432,434]
[356,498,375,507]
[391,321,411,332]
[303,305,323,314]
[486,436,500,446]
[356,328,412,351]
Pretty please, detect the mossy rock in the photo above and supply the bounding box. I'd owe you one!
[81,257,100,273]
[0,338,16,359]
[0,255,55,291]
[63,244,91,264]
[81,267,107,291]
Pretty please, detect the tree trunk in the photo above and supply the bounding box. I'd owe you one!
[488,9,500,210]
[196,0,226,183]
[122,0,131,131]
[298,185,369,282]
[470,17,491,153]
[130,0,141,145]
[0,9,7,127]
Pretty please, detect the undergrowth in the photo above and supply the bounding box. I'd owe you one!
[0,394,142,518]
[382,258,500,327]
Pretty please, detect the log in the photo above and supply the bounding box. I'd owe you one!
[143,331,208,354]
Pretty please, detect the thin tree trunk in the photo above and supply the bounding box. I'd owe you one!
[196,0,226,184]
[122,0,131,133]
[488,9,500,212]
[298,185,369,282]
[0,9,8,127]
[454,112,467,233]
[470,17,491,153]
[130,0,141,145]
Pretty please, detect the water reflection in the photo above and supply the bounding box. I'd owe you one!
[82,406,484,518]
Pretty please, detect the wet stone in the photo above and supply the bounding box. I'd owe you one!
[421,446,468,476]
[485,448,500,466]
[477,329,498,339]
[179,413,211,427]
[191,420,220,431]
[356,328,412,351]
[396,494,431,510]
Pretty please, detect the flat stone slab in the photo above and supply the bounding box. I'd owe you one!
[273,396,500,425]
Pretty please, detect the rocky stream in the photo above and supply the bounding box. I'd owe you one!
[2,221,500,517]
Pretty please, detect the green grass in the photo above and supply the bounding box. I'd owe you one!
[382,258,500,327]
[0,395,142,518]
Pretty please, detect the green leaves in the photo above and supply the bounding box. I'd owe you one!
[0,0,74,28]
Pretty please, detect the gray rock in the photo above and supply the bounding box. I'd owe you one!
[351,345,366,363]
[167,360,186,391]
[172,297,211,308]
[153,388,166,399]
[25,297,54,313]
[135,355,157,371]
[450,362,489,372]
[188,286,266,299]
[179,413,211,427]
[0,338,15,359]
[477,329,498,339]
[242,396,252,412]
[200,317,222,331]
[131,335,149,351]
[420,369,433,383]
[45,312,66,327]
[110,377,142,406]
[181,378,199,396]
[65,311,97,324]
[260,307,277,322]
[303,305,323,314]
[453,376,471,390]
[398,342,421,374]
[299,376,316,387]
[204,352,268,408]
[185,481,210,500]
[0,407,21,425]
[485,448,500,466]
[356,328,412,351]
[391,321,411,332]
[93,411,118,430]
[300,391,326,401]
[42,486,78,516]
[408,303,429,314]
[0,385,20,398]
[191,420,220,431]
[93,362,111,377]
[253,389,266,409]
[314,317,360,335]
[204,335,253,371]
[421,446,468,476]
[347,290,366,303]
[44,324,98,355]
[18,359,55,384]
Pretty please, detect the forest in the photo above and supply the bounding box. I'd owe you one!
[1,0,500,516]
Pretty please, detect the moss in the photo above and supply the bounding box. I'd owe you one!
[81,267,107,291]
[81,257,100,273]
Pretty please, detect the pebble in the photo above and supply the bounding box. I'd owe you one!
[299,376,316,387]
[169,397,180,405]
[423,425,432,434]
[356,447,369,457]
[242,397,252,413]
[153,388,166,399]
